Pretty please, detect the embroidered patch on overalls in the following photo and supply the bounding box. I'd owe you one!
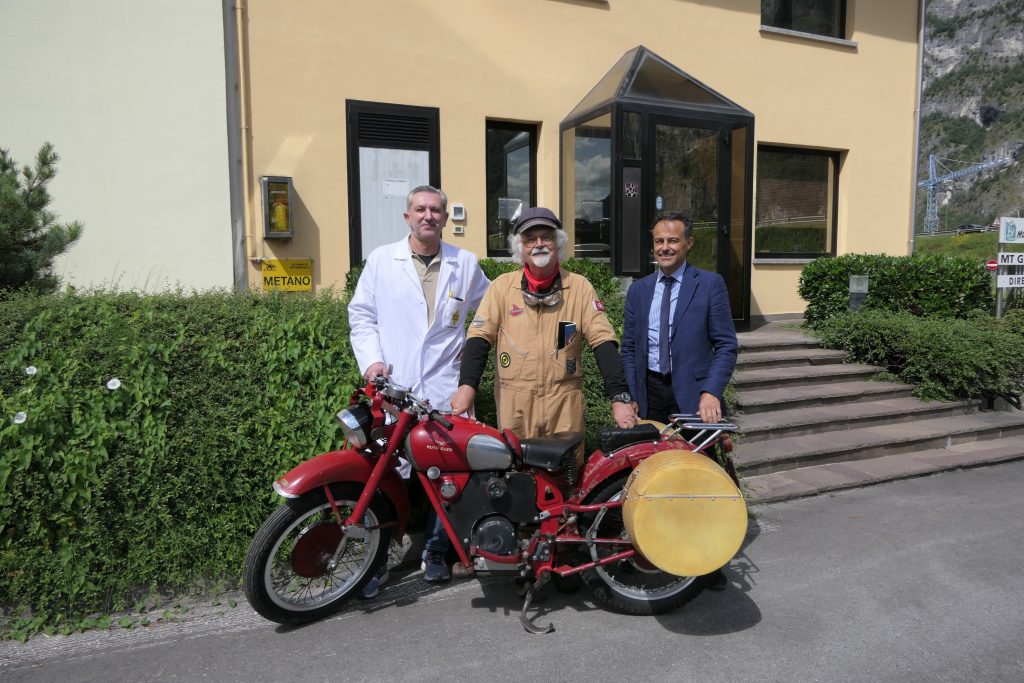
[499,352,511,368]
[509,304,524,316]
[566,358,577,374]
[593,300,605,312]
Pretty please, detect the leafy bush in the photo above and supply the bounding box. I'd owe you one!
[798,253,993,326]
[0,290,361,637]
[817,309,1024,402]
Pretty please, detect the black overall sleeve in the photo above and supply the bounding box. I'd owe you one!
[458,336,492,390]
[593,340,629,399]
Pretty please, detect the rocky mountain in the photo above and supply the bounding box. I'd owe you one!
[916,0,1024,232]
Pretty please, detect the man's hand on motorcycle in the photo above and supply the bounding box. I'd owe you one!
[611,400,637,429]
[364,361,389,382]
[449,385,476,417]
[698,392,722,424]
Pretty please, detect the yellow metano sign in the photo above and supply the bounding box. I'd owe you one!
[262,259,313,291]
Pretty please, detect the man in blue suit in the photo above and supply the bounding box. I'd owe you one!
[621,212,738,425]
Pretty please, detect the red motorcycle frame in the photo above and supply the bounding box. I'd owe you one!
[243,376,740,633]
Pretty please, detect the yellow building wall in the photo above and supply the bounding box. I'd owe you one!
[240,0,920,317]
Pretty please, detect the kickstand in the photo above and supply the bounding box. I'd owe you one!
[519,573,555,635]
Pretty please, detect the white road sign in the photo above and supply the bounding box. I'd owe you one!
[1000,217,1024,244]
[998,274,1024,288]
[998,252,1024,266]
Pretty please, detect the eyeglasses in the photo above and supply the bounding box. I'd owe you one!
[521,233,556,245]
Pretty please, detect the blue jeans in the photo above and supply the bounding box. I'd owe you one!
[424,507,450,556]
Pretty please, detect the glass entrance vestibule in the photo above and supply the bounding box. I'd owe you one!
[560,46,754,329]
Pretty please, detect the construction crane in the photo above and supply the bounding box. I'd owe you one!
[918,153,1014,233]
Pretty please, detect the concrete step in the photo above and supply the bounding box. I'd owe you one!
[740,436,1024,505]
[736,335,822,354]
[733,411,1024,476]
[736,347,849,370]
[734,380,916,414]
[733,363,879,390]
[734,397,980,443]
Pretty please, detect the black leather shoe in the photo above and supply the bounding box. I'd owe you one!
[707,569,728,591]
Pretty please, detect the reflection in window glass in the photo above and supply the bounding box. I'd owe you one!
[755,146,837,258]
[761,0,844,39]
[654,124,718,272]
[623,111,641,160]
[486,123,536,255]
[573,115,612,258]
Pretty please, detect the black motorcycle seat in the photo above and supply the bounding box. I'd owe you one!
[520,431,583,470]
[597,424,661,453]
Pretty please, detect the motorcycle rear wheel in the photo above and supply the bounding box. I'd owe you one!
[243,483,392,624]
[579,475,706,616]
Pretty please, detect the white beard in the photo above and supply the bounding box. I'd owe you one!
[530,250,553,268]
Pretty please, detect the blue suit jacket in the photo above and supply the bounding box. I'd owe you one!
[621,265,738,418]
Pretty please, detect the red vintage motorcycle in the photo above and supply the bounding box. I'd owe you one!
[243,376,746,633]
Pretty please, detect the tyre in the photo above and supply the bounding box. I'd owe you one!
[579,475,706,616]
[243,483,392,624]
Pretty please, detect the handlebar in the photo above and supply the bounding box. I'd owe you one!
[370,376,454,430]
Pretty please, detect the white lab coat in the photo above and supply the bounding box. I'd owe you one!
[348,237,491,410]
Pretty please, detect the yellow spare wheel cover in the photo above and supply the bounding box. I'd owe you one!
[623,449,746,577]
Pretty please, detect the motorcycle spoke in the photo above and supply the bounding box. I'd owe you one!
[588,498,695,599]
[264,503,380,610]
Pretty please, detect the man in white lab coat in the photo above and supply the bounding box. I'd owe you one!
[348,185,490,591]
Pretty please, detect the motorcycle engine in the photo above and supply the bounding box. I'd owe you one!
[472,516,518,556]
[444,471,539,555]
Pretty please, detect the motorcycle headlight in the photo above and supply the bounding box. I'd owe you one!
[336,404,373,448]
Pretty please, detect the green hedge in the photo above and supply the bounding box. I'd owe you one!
[0,290,362,637]
[0,259,626,637]
[817,309,1024,402]
[798,253,994,326]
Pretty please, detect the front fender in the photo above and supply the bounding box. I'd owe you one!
[274,450,409,540]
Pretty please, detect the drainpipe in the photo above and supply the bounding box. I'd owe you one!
[230,0,259,284]
[908,0,926,255]
[223,0,248,291]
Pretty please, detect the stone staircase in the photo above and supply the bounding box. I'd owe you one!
[731,323,1024,504]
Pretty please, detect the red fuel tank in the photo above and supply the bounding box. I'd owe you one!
[405,415,513,472]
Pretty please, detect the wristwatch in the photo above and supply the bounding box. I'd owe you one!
[610,392,632,404]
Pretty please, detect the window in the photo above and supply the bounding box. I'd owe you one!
[569,114,611,258]
[486,122,536,256]
[755,146,838,259]
[761,0,845,40]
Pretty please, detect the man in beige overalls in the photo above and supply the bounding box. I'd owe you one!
[450,207,635,446]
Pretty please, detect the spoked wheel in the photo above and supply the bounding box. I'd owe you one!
[579,476,706,616]
[243,483,392,624]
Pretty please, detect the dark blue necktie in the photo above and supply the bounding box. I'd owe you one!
[659,276,674,374]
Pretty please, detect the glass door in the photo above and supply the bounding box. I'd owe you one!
[649,116,743,319]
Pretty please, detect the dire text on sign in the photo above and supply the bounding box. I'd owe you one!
[262,259,313,291]
[997,274,1024,288]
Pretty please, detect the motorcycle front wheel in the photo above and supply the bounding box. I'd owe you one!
[579,475,706,616]
[243,482,392,624]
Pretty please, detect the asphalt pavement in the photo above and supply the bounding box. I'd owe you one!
[4,460,1024,682]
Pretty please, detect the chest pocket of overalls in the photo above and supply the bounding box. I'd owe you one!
[495,328,533,383]
[550,323,583,381]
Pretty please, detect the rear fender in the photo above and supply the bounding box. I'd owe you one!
[274,449,409,539]
[576,441,690,502]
